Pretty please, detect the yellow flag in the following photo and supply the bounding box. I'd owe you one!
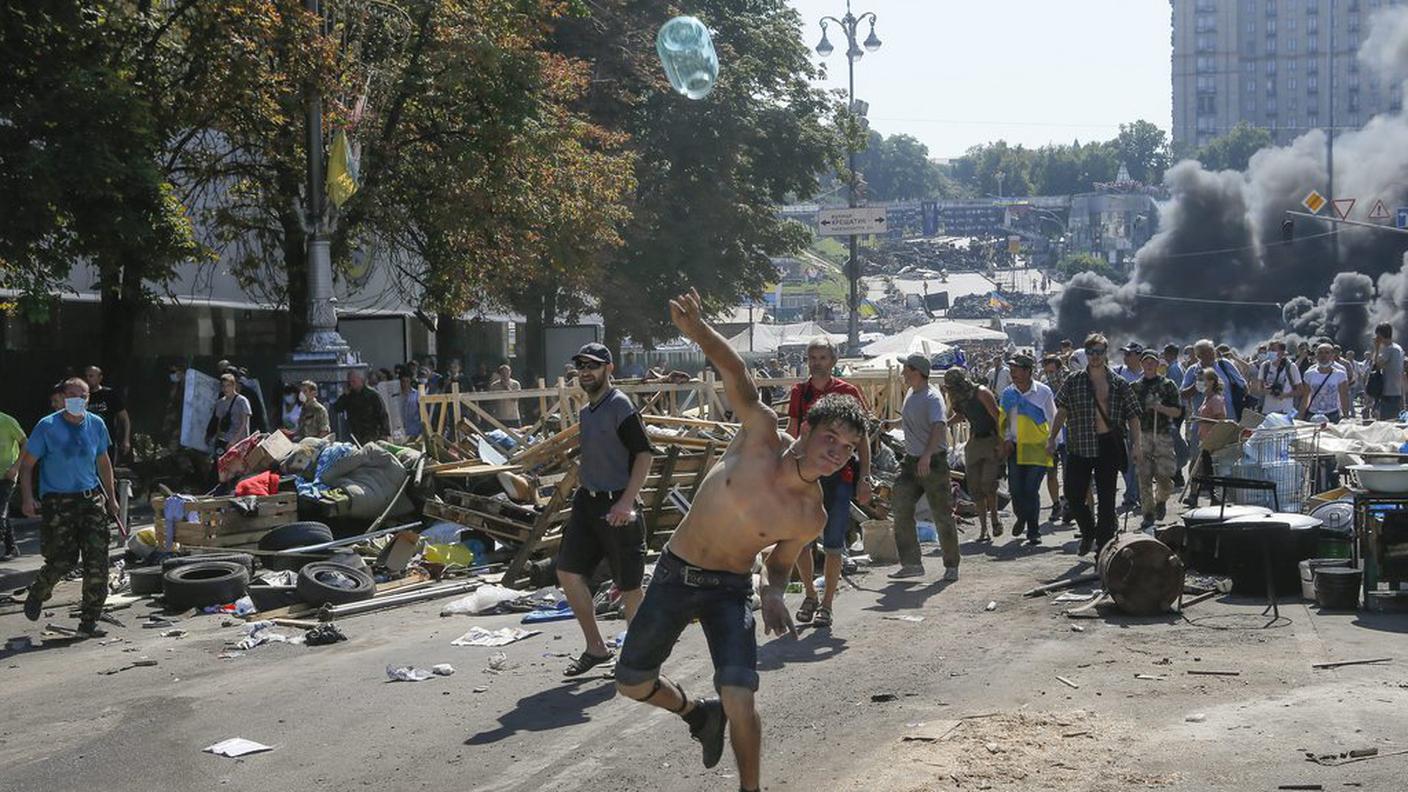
[326,130,359,208]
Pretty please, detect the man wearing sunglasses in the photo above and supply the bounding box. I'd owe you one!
[1045,334,1142,557]
[557,342,654,679]
[614,289,866,792]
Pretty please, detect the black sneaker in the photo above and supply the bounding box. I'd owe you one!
[688,698,727,769]
[1049,504,1061,523]
[1077,534,1094,556]
[1155,502,1167,521]
[1172,472,1186,488]
[23,589,41,622]
[75,621,108,639]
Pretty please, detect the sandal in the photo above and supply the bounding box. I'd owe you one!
[795,596,818,624]
[813,605,833,629]
[563,649,614,677]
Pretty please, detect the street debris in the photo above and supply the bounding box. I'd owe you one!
[1055,675,1080,690]
[484,652,510,674]
[1134,674,1167,681]
[1306,747,1408,766]
[900,719,960,742]
[1185,713,1207,723]
[1187,669,1241,677]
[98,659,159,676]
[204,738,274,758]
[1070,625,1085,633]
[450,626,540,647]
[432,663,455,676]
[304,623,348,646]
[161,629,188,638]
[386,665,436,682]
[234,621,304,650]
[883,614,925,623]
[1023,573,1102,598]
[984,601,997,612]
[1311,657,1392,670]
[871,693,899,703]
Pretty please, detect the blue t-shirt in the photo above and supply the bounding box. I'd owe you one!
[27,412,111,496]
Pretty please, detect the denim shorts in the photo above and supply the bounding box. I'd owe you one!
[816,473,856,552]
[615,550,759,692]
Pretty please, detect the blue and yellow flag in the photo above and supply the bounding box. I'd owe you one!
[987,291,1012,312]
[998,389,1053,468]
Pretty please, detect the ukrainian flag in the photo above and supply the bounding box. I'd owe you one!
[987,291,1012,312]
[998,389,1053,468]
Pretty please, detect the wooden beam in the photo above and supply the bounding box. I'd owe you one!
[649,446,681,527]
[504,465,579,587]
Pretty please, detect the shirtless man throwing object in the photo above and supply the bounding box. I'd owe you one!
[614,289,866,792]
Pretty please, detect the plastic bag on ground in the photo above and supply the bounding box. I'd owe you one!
[440,584,527,616]
[386,664,434,682]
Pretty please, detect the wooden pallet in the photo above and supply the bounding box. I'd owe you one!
[152,493,298,550]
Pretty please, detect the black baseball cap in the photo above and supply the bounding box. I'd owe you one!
[1141,349,1160,361]
[573,343,612,365]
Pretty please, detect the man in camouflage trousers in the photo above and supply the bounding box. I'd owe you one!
[1131,350,1183,531]
[22,378,125,637]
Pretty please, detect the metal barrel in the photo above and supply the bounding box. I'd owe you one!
[1096,533,1185,616]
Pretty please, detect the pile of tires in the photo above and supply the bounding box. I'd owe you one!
[163,561,250,610]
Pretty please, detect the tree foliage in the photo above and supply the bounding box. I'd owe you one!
[1055,252,1118,282]
[851,131,954,202]
[944,119,1170,198]
[1193,122,1273,172]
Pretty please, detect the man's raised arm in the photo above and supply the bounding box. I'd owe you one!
[670,288,776,436]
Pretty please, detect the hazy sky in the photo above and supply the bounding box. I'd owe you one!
[783,0,1173,158]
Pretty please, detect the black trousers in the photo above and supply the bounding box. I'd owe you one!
[1063,433,1123,552]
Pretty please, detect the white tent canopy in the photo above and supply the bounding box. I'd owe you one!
[850,335,953,372]
[860,319,1008,357]
[725,322,844,354]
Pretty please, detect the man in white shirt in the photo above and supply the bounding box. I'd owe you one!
[1252,340,1304,416]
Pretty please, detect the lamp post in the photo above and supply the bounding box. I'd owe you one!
[815,0,881,353]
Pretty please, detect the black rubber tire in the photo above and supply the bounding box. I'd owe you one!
[296,562,375,606]
[257,522,334,552]
[129,566,165,596]
[162,552,255,575]
[162,561,250,610]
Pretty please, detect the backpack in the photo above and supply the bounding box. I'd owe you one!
[1216,359,1251,421]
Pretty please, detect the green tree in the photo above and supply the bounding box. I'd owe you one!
[948,141,1035,197]
[1113,119,1170,184]
[1194,122,1273,172]
[855,131,949,202]
[1056,252,1117,281]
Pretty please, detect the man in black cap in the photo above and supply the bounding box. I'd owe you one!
[557,342,654,678]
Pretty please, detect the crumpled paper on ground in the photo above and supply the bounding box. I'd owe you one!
[204,737,274,757]
[450,626,540,647]
[386,665,435,682]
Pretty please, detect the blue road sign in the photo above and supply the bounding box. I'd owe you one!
[1398,207,1408,229]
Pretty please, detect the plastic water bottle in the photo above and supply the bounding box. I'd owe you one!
[656,16,719,99]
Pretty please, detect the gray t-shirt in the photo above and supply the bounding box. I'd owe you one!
[578,388,653,493]
[1378,342,1405,397]
[902,383,948,457]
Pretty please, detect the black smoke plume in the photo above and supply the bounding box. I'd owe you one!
[1049,7,1408,352]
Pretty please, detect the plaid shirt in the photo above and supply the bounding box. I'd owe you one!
[1055,367,1140,458]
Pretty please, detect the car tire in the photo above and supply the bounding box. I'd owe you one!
[296,562,375,606]
[129,566,165,596]
[162,561,250,610]
[257,522,334,552]
[162,552,255,575]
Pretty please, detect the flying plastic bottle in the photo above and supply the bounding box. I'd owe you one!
[656,15,719,100]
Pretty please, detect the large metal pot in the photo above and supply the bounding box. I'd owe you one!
[1346,464,1408,494]
[1097,534,1184,616]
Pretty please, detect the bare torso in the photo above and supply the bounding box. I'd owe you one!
[667,426,826,574]
[1091,371,1111,433]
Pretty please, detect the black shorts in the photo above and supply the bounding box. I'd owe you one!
[615,550,758,692]
[555,489,646,590]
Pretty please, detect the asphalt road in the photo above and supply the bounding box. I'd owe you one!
[3,510,1408,792]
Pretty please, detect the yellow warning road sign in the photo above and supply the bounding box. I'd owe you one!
[1302,190,1327,213]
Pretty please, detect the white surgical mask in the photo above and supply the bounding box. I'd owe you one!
[1267,351,1280,363]
[1195,379,1208,394]
[64,397,86,416]
[298,392,308,404]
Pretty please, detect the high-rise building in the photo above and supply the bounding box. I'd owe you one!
[1171,0,1405,152]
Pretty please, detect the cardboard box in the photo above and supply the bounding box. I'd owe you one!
[244,431,297,473]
